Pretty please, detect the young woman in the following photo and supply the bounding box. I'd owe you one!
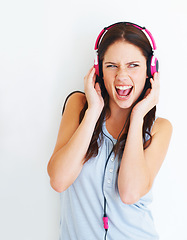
[47,22,172,240]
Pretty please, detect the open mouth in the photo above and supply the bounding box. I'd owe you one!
[115,85,133,98]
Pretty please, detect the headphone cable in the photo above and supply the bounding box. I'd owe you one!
[101,112,131,239]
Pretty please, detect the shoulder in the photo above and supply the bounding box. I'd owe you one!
[52,92,86,155]
[62,91,86,117]
[151,117,173,135]
[151,117,173,139]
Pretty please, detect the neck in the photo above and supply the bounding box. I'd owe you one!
[109,100,132,124]
[105,101,132,139]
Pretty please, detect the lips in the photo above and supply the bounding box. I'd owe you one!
[115,85,133,98]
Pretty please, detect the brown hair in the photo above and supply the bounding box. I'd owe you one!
[80,23,156,162]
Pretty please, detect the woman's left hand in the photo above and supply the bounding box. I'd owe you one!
[131,72,160,120]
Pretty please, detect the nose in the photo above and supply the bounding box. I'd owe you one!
[116,67,129,81]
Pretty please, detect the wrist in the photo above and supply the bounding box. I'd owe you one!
[85,107,102,123]
[130,111,144,126]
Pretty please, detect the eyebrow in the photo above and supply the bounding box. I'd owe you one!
[104,61,140,65]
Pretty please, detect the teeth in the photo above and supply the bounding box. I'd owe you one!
[116,85,132,90]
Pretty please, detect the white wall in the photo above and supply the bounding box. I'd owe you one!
[0,0,186,239]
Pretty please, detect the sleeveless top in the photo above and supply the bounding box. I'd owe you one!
[59,118,159,240]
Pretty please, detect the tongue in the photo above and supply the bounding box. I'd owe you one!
[117,88,131,96]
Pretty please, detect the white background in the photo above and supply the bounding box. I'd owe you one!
[0,0,187,239]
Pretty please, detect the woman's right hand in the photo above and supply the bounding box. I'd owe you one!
[84,66,104,117]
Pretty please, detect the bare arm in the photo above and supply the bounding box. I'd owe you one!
[47,67,104,192]
[118,116,172,204]
[118,73,173,204]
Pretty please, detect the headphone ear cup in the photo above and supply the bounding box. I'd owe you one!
[147,55,159,78]
[94,55,100,76]
[152,57,159,76]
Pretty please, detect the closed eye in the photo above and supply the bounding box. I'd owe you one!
[106,64,117,68]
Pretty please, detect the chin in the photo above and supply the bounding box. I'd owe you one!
[117,100,134,110]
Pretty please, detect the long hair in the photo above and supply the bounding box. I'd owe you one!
[80,23,156,163]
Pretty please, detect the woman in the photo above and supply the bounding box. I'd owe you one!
[47,22,172,240]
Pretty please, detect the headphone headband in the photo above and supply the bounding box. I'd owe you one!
[94,22,157,52]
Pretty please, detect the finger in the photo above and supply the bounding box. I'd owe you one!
[153,72,160,81]
[152,72,160,89]
[88,66,94,74]
[150,77,154,86]
[95,82,102,96]
[84,67,95,84]
[150,77,160,95]
[150,74,160,100]
[90,67,96,79]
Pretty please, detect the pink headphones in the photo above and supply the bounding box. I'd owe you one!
[94,22,159,78]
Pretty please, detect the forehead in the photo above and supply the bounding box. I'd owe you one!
[103,40,146,62]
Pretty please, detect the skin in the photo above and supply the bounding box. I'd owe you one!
[47,40,172,205]
[102,40,149,137]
